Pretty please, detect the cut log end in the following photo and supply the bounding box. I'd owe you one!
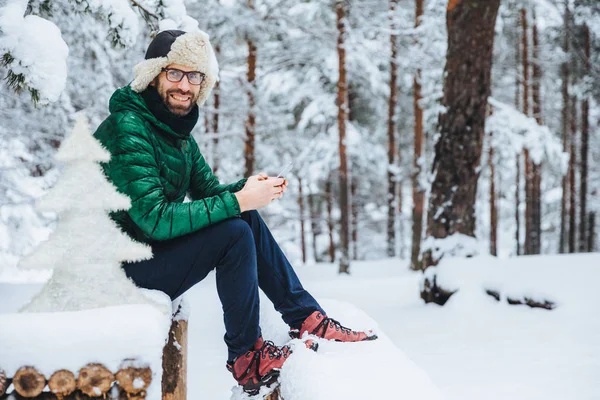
[49,369,76,397]
[0,369,7,397]
[77,363,114,397]
[13,366,46,398]
[116,366,151,396]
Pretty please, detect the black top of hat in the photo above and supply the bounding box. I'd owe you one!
[145,30,186,60]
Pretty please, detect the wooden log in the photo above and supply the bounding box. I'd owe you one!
[162,307,188,400]
[115,361,151,398]
[265,386,282,400]
[48,369,76,397]
[13,366,46,397]
[507,296,555,310]
[0,369,7,397]
[76,363,114,397]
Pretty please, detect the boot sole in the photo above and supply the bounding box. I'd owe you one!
[242,369,280,396]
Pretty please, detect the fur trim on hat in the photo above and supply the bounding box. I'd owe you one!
[130,31,219,106]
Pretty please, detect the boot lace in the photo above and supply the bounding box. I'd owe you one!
[233,340,289,382]
[313,315,356,337]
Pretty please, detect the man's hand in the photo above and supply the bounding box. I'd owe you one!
[235,173,286,212]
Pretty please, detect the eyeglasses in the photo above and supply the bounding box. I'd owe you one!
[161,68,205,85]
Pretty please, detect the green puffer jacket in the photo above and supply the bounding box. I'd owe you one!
[93,86,247,243]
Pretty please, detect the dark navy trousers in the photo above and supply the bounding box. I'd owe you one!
[122,210,325,362]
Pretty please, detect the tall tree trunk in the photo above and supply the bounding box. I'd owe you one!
[489,132,497,256]
[515,14,521,256]
[298,177,307,264]
[568,96,577,253]
[351,177,358,260]
[325,179,335,263]
[531,7,542,254]
[308,190,322,262]
[521,8,534,255]
[212,47,221,175]
[579,24,590,252]
[420,0,501,277]
[387,0,399,258]
[515,154,521,255]
[559,0,570,254]
[411,0,425,270]
[244,0,257,178]
[336,0,350,274]
[398,180,405,259]
[588,212,596,252]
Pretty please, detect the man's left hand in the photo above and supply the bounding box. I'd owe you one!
[255,172,287,199]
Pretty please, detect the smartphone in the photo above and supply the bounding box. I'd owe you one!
[276,161,293,179]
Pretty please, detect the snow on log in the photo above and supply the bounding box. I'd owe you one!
[48,369,76,397]
[115,362,152,397]
[76,363,114,397]
[12,366,46,397]
[162,306,188,400]
[0,369,6,396]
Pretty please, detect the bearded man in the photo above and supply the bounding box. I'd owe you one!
[93,30,376,394]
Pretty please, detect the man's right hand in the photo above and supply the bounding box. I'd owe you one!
[235,173,285,212]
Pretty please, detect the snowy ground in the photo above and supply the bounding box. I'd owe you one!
[2,254,599,399]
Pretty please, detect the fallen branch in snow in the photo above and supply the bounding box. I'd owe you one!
[486,290,555,310]
[420,274,456,305]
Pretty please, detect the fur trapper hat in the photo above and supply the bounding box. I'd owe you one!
[130,30,219,106]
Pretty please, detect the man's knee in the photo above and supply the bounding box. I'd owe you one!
[223,217,254,245]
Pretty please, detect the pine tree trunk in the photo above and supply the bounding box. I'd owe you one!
[489,132,497,256]
[351,177,358,260]
[325,179,335,263]
[588,212,596,252]
[387,0,399,258]
[212,45,221,175]
[515,154,521,255]
[308,190,322,262]
[531,8,542,254]
[411,0,425,270]
[579,24,590,252]
[559,0,570,254]
[244,0,257,178]
[515,14,521,256]
[420,0,501,276]
[298,177,307,264]
[521,8,534,255]
[568,96,577,253]
[398,180,405,259]
[336,0,350,274]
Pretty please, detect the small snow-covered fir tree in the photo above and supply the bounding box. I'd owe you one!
[19,114,156,313]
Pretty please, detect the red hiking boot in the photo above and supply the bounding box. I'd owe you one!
[289,311,378,342]
[226,336,291,395]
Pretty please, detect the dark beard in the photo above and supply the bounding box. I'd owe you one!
[163,89,197,116]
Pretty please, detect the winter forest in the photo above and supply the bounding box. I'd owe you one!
[0,0,599,399]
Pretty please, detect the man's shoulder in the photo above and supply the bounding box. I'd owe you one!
[94,110,153,151]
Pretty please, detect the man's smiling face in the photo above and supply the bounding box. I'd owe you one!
[151,63,202,117]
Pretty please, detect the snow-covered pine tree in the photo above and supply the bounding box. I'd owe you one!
[19,114,155,312]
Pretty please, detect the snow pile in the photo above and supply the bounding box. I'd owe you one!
[0,300,171,400]
[428,253,600,309]
[226,298,443,400]
[0,0,69,104]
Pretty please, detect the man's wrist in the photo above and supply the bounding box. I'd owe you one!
[234,191,248,213]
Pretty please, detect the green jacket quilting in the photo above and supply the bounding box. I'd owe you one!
[93,86,247,243]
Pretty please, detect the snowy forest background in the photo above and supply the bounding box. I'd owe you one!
[0,0,598,278]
